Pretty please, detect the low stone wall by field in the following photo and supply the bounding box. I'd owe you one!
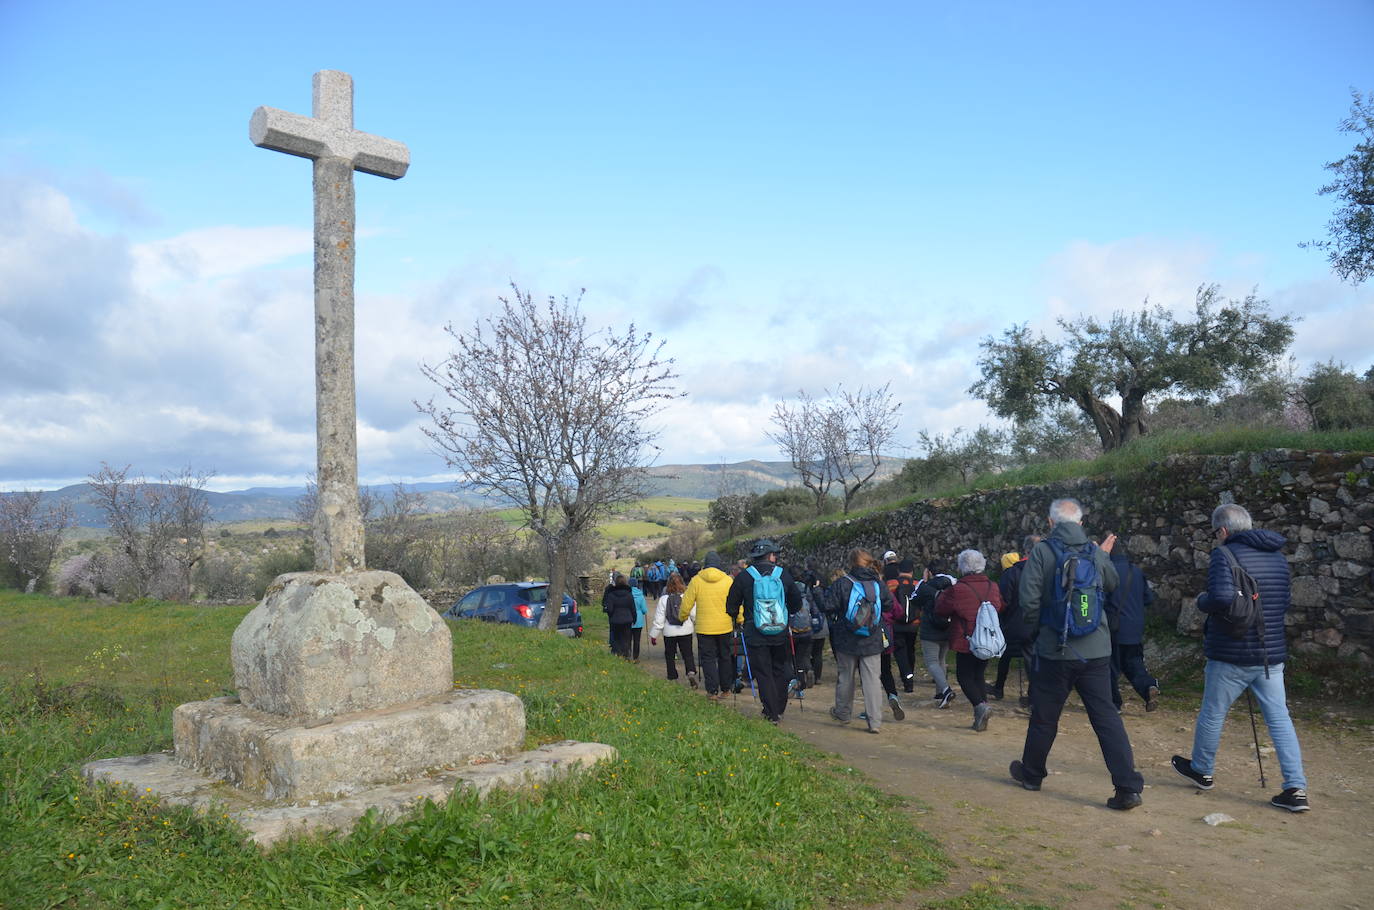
[764,450,1374,662]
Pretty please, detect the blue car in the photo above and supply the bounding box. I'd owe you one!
[442,582,583,637]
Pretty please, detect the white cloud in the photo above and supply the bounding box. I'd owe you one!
[131,225,311,289]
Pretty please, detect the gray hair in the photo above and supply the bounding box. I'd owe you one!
[1049,498,1083,524]
[1212,503,1253,533]
[1022,534,1042,553]
[956,549,986,575]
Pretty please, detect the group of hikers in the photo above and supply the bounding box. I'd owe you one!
[601,496,1311,814]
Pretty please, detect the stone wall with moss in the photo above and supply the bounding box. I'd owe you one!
[766,450,1374,662]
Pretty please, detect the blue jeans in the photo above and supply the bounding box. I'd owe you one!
[1190,661,1306,790]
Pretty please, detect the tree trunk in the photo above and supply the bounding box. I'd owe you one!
[538,536,568,632]
[1118,388,1150,447]
[1075,391,1126,451]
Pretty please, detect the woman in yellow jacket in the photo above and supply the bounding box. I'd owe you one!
[680,551,736,699]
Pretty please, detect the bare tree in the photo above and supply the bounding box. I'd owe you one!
[708,461,760,539]
[768,389,836,515]
[0,491,74,592]
[769,384,900,515]
[365,482,431,586]
[418,284,680,630]
[87,463,213,601]
[294,474,376,527]
[433,508,523,587]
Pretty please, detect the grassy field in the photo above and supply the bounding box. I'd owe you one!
[0,592,951,909]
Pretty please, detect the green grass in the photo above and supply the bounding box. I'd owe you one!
[631,496,710,514]
[598,519,676,542]
[0,592,946,909]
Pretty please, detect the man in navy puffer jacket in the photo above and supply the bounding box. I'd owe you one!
[1172,503,1310,812]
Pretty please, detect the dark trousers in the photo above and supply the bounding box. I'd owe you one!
[630,628,642,660]
[879,652,898,697]
[955,650,989,707]
[1110,642,1158,707]
[893,629,918,690]
[663,634,696,679]
[749,641,792,721]
[609,623,633,658]
[698,633,734,695]
[1019,656,1144,793]
[806,637,826,683]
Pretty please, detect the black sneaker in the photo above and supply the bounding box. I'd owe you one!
[1107,788,1142,811]
[888,694,906,721]
[1171,755,1214,790]
[972,702,990,732]
[1270,788,1310,812]
[1009,760,1041,791]
[988,686,1004,700]
[828,707,849,725]
[1145,685,1160,712]
[937,688,955,709]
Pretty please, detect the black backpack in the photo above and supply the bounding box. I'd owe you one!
[893,572,919,625]
[1216,547,1263,634]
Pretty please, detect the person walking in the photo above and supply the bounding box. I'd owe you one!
[889,559,921,693]
[1009,497,1143,810]
[651,571,698,686]
[827,548,888,733]
[726,539,803,725]
[1107,545,1160,712]
[1171,503,1310,812]
[601,574,637,659]
[628,578,648,662]
[680,551,737,700]
[935,549,1003,731]
[992,535,1039,705]
[914,562,957,707]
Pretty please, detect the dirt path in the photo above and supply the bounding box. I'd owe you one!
[633,639,1374,909]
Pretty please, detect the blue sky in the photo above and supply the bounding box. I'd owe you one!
[2,0,1371,491]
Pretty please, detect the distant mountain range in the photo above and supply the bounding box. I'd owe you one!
[5,458,906,528]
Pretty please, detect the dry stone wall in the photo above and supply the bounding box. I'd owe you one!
[767,450,1374,662]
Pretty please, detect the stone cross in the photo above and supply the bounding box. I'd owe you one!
[250,71,409,573]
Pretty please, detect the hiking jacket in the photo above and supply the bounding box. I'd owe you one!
[630,585,647,629]
[680,567,734,635]
[915,574,956,642]
[888,572,921,633]
[1107,553,1154,646]
[601,583,637,626]
[726,558,803,648]
[827,566,888,657]
[1197,529,1290,666]
[997,559,1030,646]
[1020,521,1120,662]
[651,593,695,638]
[935,573,1003,655]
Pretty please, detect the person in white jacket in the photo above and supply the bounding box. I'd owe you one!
[650,571,698,687]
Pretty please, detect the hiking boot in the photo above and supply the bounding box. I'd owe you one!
[1018,695,1031,709]
[1145,685,1160,712]
[857,711,869,722]
[1270,788,1310,812]
[972,702,990,732]
[988,686,1004,700]
[1171,755,1214,790]
[1009,760,1041,791]
[937,688,955,710]
[828,706,850,725]
[888,694,905,721]
[687,671,699,690]
[732,679,744,694]
[1107,789,1142,811]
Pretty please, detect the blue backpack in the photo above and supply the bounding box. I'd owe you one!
[746,566,788,635]
[842,575,882,636]
[1044,538,1105,645]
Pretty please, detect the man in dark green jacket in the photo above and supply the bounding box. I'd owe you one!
[1009,498,1145,810]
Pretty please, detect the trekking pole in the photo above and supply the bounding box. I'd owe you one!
[738,629,756,700]
[1245,689,1267,789]
[786,628,803,712]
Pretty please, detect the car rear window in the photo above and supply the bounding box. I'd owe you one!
[525,586,549,606]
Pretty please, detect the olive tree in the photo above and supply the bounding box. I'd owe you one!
[1303,89,1374,285]
[418,285,679,631]
[970,285,1294,452]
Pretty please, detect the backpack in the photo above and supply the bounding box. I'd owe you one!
[630,565,644,582]
[647,563,664,583]
[842,575,883,636]
[788,583,813,636]
[807,589,828,637]
[1215,546,1269,674]
[664,593,684,627]
[967,582,1005,660]
[1044,538,1105,646]
[746,566,787,635]
[892,571,919,625]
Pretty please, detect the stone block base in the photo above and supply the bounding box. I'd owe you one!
[172,689,525,800]
[84,740,617,847]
